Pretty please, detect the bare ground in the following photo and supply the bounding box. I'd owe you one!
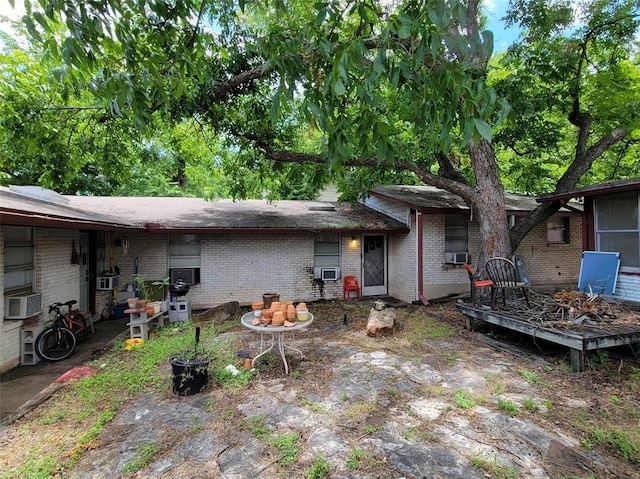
[0,297,639,478]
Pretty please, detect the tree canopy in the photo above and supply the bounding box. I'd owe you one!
[2,0,639,268]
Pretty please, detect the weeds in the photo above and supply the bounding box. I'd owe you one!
[471,455,518,479]
[123,443,161,473]
[522,397,538,413]
[347,447,364,469]
[454,390,475,409]
[269,432,299,466]
[497,398,520,416]
[306,454,330,478]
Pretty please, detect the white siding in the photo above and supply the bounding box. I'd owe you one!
[363,196,410,225]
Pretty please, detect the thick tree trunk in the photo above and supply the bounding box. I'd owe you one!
[469,138,511,272]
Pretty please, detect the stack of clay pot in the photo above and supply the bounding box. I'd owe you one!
[250,296,310,327]
[272,310,285,326]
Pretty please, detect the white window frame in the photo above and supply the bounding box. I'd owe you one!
[595,193,639,271]
[168,234,201,284]
[444,215,469,254]
[3,225,35,294]
[547,216,570,244]
[314,233,341,268]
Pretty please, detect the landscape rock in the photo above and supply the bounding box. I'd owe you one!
[366,307,396,336]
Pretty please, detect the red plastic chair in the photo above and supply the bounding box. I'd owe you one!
[463,263,493,307]
[343,275,361,299]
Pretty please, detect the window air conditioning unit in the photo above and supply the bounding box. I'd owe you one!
[170,268,199,285]
[313,267,341,280]
[320,267,340,281]
[444,252,469,265]
[4,292,43,320]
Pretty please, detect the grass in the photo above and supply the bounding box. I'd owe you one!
[0,320,241,479]
[123,443,161,473]
[471,455,518,479]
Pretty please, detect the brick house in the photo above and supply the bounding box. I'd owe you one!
[1,184,583,372]
[538,178,640,303]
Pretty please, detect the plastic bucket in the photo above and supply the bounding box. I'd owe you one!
[170,357,209,396]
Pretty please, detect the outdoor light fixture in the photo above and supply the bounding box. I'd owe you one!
[351,236,357,245]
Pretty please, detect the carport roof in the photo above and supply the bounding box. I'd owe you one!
[537,178,640,203]
[369,185,582,214]
[0,186,136,230]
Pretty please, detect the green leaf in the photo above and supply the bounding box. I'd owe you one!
[334,79,346,96]
[473,118,492,142]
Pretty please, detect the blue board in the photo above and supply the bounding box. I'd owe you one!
[577,251,620,295]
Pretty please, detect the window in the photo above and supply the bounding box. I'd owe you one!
[445,215,468,253]
[547,216,570,243]
[314,233,340,268]
[4,226,34,293]
[169,234,201,284]
[595,193,639,269]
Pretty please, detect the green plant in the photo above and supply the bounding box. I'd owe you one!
[123,443,161,473]
[497,398,520,416]
[471,455,518,479]
[523,397,538,413]
[454,390,475,409]
[362,424,383,435]
[520,369,539,384]
[134,274,150,300]
[347,447,364,469]
[270,432,299,465]
[306,454,330,478]
[492,380,506,395]
[152,277,170,300]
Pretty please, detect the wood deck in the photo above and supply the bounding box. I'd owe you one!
[456,302,640,372]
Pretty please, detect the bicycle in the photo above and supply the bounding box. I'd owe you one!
[35,301,89,362]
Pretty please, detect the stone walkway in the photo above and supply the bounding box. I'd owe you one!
[66,324,629,479]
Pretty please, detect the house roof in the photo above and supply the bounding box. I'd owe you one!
[61,196,409,233]
[537,178,640,203]
[0,186,136,230]
[1,185,407,233]
[369,185,582,214]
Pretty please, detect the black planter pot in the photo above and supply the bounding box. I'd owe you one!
[170,357,209,396]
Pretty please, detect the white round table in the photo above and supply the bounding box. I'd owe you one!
[240,311,314,374]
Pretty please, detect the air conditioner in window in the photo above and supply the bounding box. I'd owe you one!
[444,252,469,265]
[314,267,340,281]
[169,268,200,285]
[4,292,42,320]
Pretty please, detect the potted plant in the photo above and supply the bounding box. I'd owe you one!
[170,326,211,396]
[152,277,171,311]
[134,274,150,305]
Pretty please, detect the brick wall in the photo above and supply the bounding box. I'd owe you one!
[1,227,82,372]
[108,231,361,309]
[419,214,582,300]
[388,216,417,303]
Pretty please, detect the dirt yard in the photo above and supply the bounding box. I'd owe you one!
[0,297,638,478]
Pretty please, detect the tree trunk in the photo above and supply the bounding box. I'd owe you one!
[469,138,511,273]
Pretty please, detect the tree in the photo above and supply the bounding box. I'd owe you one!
[13,0,640,270]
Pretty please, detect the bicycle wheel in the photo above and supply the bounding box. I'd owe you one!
[35,326,77,361]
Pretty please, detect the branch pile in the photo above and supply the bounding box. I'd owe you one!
[516,290,640,328]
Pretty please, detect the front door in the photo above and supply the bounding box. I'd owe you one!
[362,234,387,296]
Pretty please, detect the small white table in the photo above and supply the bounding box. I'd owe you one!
[240,312,314,374]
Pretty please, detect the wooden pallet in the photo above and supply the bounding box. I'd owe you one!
[456,302,640,372]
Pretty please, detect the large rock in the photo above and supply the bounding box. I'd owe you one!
[192,301,240,327]
[366,307,396,337]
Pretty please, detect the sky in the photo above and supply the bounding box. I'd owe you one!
[484,0,522,53]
